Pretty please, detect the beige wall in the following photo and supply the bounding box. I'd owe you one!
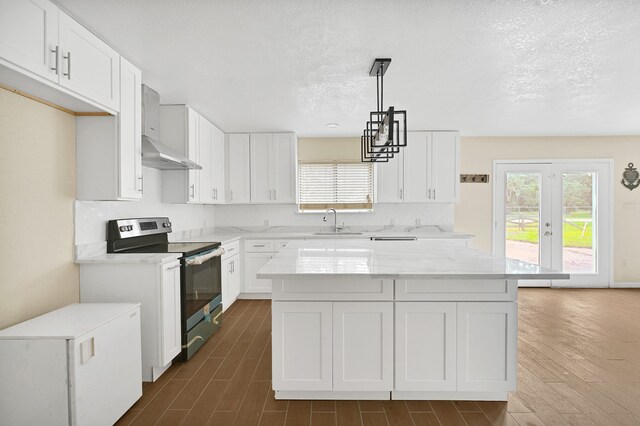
[298,137,360,162]
[0,89,79,328]
[455,136,640,283]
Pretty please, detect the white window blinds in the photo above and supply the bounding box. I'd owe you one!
[298,162,373,211]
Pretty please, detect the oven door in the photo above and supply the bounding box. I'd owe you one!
[182,249,222,332]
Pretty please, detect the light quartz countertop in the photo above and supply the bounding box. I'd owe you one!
[257,239,569,280]
[175,225,471,244]
[76,225,471,264]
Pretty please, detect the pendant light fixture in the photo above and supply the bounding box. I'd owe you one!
[361,58,407,162]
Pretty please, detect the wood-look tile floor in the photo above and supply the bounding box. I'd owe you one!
[116,289,640,425]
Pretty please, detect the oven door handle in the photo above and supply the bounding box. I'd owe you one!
[184,247,225,265]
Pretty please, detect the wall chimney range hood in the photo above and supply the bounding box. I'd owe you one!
[141,85,202,170]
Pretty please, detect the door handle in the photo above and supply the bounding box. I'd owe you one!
[190,184,195,198]
[63,51,71,79]
[138,175,143,192]
[50,46,59,74]
[544,231,553,236]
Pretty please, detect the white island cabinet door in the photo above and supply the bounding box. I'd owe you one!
[272,301,332,391]
[160,261,181,366]
[333,302,393,391]
[58,11,119,111]
[0,0,59,82]
[457,302,517,393]
[69,306,142,426]
[395,302,456,391]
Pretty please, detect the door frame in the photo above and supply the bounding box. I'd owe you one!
[492,159,614,288]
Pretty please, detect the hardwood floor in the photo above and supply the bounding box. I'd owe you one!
[116,289,640,425]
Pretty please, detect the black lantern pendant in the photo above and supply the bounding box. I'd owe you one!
[361,58,408,163]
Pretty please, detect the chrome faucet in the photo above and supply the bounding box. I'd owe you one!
[323,208,344,233]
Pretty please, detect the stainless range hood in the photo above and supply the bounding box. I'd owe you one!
[141,85,202,170]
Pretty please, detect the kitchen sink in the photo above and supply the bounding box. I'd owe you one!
[313,232,363,236]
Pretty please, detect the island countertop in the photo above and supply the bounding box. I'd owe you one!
[257,239,569,280]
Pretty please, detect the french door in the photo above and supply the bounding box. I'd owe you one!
[494,161,612,287]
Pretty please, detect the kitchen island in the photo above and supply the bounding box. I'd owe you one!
[257,239,568,401]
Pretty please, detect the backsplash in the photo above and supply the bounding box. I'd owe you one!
[212,203,454,228]
[75,167,215,247]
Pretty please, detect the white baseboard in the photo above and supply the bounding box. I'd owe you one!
[612,282,640,288]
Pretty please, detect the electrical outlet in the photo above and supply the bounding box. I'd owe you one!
[621,259,628,268]
[623,202,637,210]
[264,219,269,227]
[415,218,421,226]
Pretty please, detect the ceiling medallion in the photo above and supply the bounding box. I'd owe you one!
[361,58,407,163]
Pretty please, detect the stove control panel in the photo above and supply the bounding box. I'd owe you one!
[108,217,173,241]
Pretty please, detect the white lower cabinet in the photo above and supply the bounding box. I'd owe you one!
[333,302,393,391]
[272,301,393,393]
[160,261,182,366]
[243,239,290,296]
[456,302,517,393]
[79,260,182,382]
[0,303,142,425]
[222,250,241,311]
[395,302,456,391]
[244,252,274,293]
[272,301,333,391]
[271,279,518,400]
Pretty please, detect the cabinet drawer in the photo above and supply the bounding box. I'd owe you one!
[245,239,274,252]
[395,279,517,301]
[221,240,240,260]
[273,240,291,253]
[272,278,393,301]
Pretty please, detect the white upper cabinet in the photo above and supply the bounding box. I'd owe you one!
[209,123,225,203]
[0,0,120,113]
[403,132,431,203]
[250,133,273,203]
[58,11,119,111]
[250,133,296,204]
[375,149,404,203]
[272,133,296,203]
[198,117,225,204]
[225,134,251,203]
[161,105,224,204]
[117,57,143,199]
[0,0,59,82]
[430,131,459,202]
[76,56,142,201]
[385,131,459,203]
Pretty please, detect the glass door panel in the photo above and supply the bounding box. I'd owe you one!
[505,172,542,265]
[561,172,596,274]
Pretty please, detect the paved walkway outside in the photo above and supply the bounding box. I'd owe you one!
[506,240,593,272]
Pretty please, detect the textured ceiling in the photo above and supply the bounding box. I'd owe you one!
[54,0,640,137]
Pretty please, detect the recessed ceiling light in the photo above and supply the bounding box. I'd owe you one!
[326,123,339,128]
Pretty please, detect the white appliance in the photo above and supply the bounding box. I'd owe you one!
[0,303,142,426]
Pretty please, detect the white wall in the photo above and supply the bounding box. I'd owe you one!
[455,136,640,284]
[75,167,215,246]
[0,89,79,329]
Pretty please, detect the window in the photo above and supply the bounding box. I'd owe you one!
[298,161,373,212]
